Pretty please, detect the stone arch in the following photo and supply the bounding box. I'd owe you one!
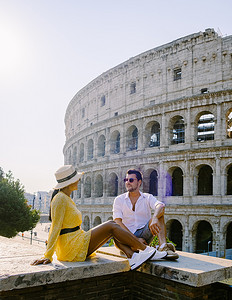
[95,174,103,197]
[145,121,160,147]
[143,168,158,196]
[172,167,183,196]
[166,167,183,196]
[83,215,90,231]
[226,108,232,138]
[107,172,118,197]
[97,134,106,157]
[84,176,91,198]
[93,216,101,227]
[197,164,213,195]
[196,111,215,141]
[110,130,120,154]
[166,219,183,251]
[126,125,138,151]
[226,164,232,195]
[108,216,113,221]
[79,143,84,163]
[87,139,94,160]
[193,220,213,253]
[226,222,232,249]
[170,115,185,144]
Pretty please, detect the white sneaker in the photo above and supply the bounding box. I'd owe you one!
[128,246,156,270]
[149,249,167,260]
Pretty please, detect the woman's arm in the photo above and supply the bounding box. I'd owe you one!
[31,193,66,265]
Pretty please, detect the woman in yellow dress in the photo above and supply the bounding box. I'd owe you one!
[31,165,160,270]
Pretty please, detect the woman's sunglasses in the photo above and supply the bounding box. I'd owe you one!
[124,178,137,183]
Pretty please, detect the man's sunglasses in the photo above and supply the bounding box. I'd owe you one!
[124,178,137,183]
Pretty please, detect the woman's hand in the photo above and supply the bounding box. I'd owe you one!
[31,258,51,265]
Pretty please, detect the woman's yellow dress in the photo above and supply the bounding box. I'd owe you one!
[43,192,91,262]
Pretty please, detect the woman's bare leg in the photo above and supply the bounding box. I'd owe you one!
[113,239,135,257]
[87,220,146,257]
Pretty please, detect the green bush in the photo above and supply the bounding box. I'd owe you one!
[150,235,176,247]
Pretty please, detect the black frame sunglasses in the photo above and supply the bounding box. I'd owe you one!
[124,178,137,183]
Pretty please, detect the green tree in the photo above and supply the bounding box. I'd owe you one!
[0,168,40,238]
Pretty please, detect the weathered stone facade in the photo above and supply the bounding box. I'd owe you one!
[63,29,232,255]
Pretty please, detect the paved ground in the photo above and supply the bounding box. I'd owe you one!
[18,221,51,245]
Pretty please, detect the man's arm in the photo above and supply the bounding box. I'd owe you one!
[153,203,165,219]
[149,203,165,236]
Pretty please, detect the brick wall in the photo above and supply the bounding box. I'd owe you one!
[0,272,231,300]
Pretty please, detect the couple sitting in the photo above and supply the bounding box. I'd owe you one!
[31,166,178,270]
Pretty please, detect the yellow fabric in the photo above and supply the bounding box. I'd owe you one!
[43,192,91,262]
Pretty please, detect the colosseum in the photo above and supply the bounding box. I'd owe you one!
[63,28,232,255]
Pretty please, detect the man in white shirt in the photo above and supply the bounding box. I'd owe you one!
[113,169,179,260]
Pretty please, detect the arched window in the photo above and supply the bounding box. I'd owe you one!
[98,135,106,157]
[83,216,90,231]
[93,216,101,227]
[149,170,158,196]
[172,168,183,196]
[227,110,232,138]
[196,221,212,253]
[95,174,103,197]
[198,165,213,195]
[79,143,84,163]
[227,165,232,195]
[84,176,91,198]
[130,82,136,94]
[110,131,120,154]
[171,117,185,144]
[197,113,214,141]
[149,122,160,147]
[100,95,106,107]
[126,125,138,151]
[226,222,232,249]
[87,139,94,160]
[108,173,118,197]
[168,220,183,251]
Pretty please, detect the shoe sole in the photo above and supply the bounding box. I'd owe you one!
[161,254,179,260]
[149,251,168,260]
[130,250,156,271]
[163,255,179,260]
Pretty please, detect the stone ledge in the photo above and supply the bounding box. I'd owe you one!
[1,236,232,292]
[0,237,129,292]
[96,246,232,287]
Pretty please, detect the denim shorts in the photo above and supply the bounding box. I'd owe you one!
[134,221,153,244]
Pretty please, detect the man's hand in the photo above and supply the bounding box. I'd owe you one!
[149,217,161,236]
[31,258,51,265]
[138,237,147,245]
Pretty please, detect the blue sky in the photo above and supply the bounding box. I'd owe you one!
[0,0,231,193]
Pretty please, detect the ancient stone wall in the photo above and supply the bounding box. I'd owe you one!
[63,29,232,255]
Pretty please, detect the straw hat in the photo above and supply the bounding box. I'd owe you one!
[54,165,84,189]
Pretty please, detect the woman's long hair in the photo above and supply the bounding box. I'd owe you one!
[49,189,59,221]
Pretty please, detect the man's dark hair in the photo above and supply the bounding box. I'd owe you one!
[127,169,143,182]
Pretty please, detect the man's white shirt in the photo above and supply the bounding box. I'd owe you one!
[113,191,164,234]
